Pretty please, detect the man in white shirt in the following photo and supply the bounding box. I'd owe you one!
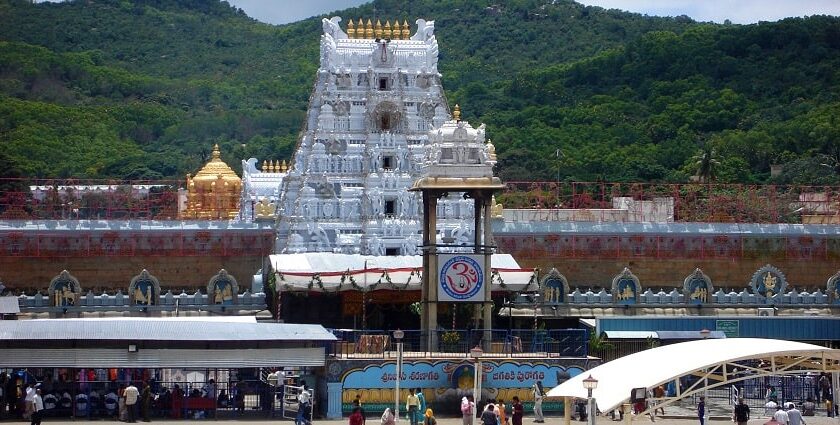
[24,384,36,420]
[787,404,806,425]
[773,406,789,425]
[296,383,312,425]
[124,383,140,423]
[30,389,44,425]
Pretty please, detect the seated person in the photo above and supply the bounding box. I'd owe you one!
[217,389,229,408]
[104,391,118,417]
[802,398,816,416]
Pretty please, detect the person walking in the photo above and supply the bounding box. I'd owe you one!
[353,394,367,425]
[511,397,524,425]
[787,403,805,425]
[481,404,497,425]
[773,405,789,425]
[697,396,706,425]
[406,389,420,425]
[24,383,35,420]
[416,389,427,425]
[734,397,750,425]
[533,381,545,423]
[140,381,152,422]
[296,382,312,425]
[497,399,508,425]
[30,389,43,425]
[124,383,139,423]
[461,396,475,425]
[349,407,364,425]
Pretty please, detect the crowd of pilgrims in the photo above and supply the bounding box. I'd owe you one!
[0,369,250,420]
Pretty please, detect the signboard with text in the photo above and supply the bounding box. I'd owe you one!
[716,319,739,337]
[437,254,485,302]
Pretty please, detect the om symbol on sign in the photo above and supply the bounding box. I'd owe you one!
[440,255,483,300]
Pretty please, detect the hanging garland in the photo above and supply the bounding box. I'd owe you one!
[277,268,424,292]
[393,268,422,290]
[276,270,296,292]
[526,268,541,290]
[341,269,359,290]
[491,269,507,289]
[267,271,278,292]
[307,273,324,291]
[375,270,392,286]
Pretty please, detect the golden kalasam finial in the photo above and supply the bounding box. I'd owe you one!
[383,20,392,39]
[347,19,356,38]
[281,160,288,173]
[357,18,365,37]
[402,20,410,39]
[374,19,382,38]
[365,19,374,38]
[453,104,461,121]
[211,143,221,160]
[486,139,497,161]
[261,160,268,172]
[272,160,280,173]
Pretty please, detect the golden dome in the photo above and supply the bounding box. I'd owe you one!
[183,144,242,220]
[191,144,241,186]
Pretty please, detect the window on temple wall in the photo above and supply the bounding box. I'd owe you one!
[385,247,399,256]
[382,156,393,170]
[379,77,389,91]
[384,200,395,215]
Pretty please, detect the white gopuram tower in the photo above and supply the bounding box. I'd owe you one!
[276,17,478,255]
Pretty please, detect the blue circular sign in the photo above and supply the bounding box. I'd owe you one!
[439,255,484,300]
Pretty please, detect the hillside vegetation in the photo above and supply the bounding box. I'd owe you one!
[0,0,838,185]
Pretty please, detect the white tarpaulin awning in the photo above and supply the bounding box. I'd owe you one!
[547,338,840,413]
[270,253,535,292]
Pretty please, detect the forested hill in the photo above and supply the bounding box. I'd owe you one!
[0,0,838,186]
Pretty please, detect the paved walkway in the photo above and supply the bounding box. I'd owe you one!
[4,416,839,425]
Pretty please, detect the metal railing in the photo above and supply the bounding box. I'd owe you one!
[327,328,589,358]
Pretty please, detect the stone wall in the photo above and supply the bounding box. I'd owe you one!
[0,254,265,292]
[517,257,836,290]
[0,227,273,292]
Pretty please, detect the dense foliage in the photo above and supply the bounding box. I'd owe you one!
[0,0,838,185]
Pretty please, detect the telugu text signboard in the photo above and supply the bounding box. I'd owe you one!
[437,254,484,302]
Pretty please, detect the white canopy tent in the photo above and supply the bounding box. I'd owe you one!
[269,253,535,292]
[548,338,840,415]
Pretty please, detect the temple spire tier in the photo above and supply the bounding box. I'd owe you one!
[272,16,462,255]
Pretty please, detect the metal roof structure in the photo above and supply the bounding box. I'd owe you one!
[547,338,840,416]
[0,317,335,342]
[0,296,20,314]
[597,316,840,341]
[0,317,336,368]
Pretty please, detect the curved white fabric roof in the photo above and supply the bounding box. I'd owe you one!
[547,338,840,412]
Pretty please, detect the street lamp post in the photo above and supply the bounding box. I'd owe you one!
[471,346,484,404]
[582,375,598,425]
[700,329,711,424]
[394,329,404,424]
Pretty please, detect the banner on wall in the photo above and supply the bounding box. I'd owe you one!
[437,254,485,302]
[340,360,583,389]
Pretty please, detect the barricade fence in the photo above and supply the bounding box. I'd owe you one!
[3,179,840,224]
[0,372,306,420]
[328,328,589,359]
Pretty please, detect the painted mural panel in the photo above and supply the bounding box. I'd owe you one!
[334,359,584,414]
